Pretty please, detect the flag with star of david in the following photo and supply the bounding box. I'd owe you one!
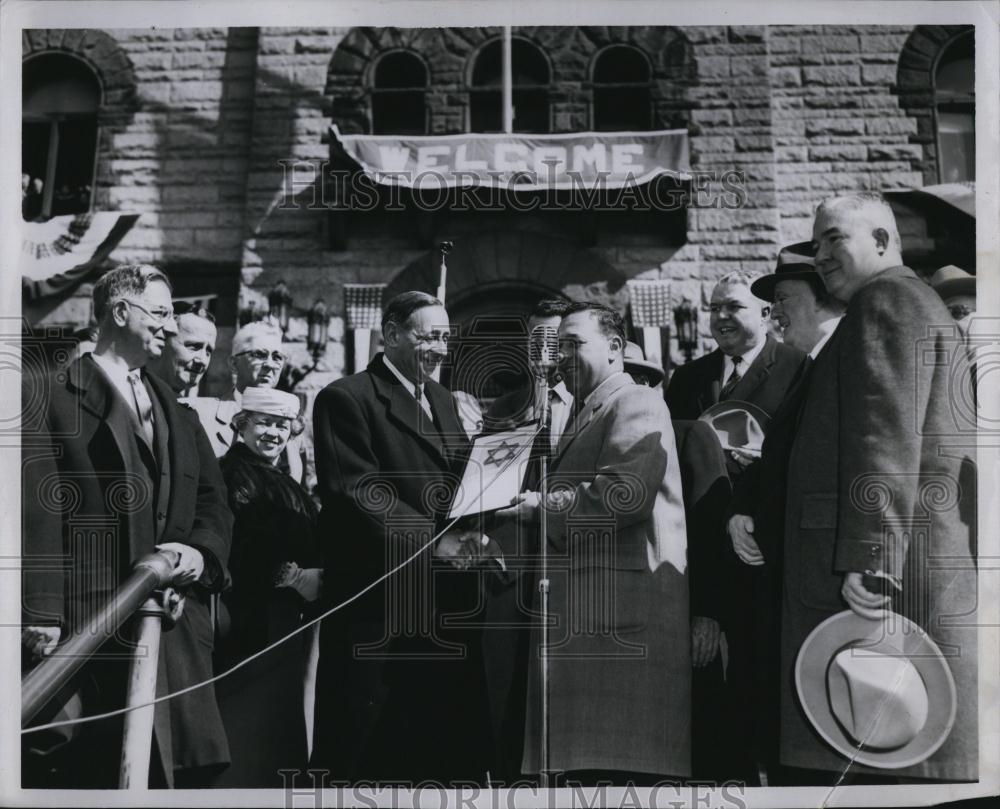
[448,424,538,519]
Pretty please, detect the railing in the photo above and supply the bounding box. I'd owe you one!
[22,549,180,788]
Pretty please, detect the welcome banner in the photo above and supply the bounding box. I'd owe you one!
[331,126,690,191]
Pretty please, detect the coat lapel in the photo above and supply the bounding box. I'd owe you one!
[728,336,776,402]
[698,350,724,412]
[552,373,632,467]
[370,356,448,464]
[72,356,134,475]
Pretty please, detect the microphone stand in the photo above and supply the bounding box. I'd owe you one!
[537,372,552,788]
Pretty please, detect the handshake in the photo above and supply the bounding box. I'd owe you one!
[433,528,502,571]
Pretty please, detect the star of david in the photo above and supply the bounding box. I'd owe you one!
[484,440,519,467]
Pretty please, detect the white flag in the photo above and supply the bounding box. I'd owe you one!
[448,424,538,519]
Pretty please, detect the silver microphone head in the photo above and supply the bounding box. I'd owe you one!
[529,325,560,375]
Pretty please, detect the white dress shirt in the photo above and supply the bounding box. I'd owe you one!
[90,352,146,422]
[721,338,766,386]
[809,315,844,359]
[383,355,433,419]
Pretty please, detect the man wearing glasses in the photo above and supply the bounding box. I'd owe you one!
[310,290,495,784]
[184,321,305,483]
[21,264,232,787]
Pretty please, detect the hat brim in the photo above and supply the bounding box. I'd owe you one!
[624,359,664,385]
[933,277,976,300]
[697,399,771,451]
[795,610,957,769]
[751,269,824,303]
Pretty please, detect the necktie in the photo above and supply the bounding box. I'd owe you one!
[128,371,155,446]
[413,383,432,419]
[720,355,743,399]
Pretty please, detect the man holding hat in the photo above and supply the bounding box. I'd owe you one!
[773,193,977,781]
[721,242,845,782]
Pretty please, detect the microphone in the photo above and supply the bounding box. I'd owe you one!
[528,325,559,377]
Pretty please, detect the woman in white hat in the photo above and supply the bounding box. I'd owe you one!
[213,387,322,787]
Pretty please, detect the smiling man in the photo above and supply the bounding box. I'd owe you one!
[310,290,495,784]
[665,271,804,450]
[21,264,232,787]
[772,193,978,781]
[150,303,217,397]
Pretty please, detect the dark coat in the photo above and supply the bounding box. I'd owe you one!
[214,442,319,787]
[779,267,977,780]
[21,355,232,785]
[309,353,489,783]
[665,335,805,421]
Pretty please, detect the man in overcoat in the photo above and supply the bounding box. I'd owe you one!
[21,264,232,788]
[776,193,977,781]
[309,291,494,784]
[498,302,690,782]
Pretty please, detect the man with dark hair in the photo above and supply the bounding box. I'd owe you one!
[310,290,495,783]
[497,301,691,782]
[22,264,232,788]
[665,271,804,430]
[149,303,217,397]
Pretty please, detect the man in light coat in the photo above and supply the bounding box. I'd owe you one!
[498,301,690,782]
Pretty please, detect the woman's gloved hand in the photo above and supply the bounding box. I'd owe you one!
[274,561,324,602]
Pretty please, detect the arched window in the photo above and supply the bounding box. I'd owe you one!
[592,45,652,131]
[371,51,428,135]
[22,53,101,221]
[470,38,550,133]
[935,32,974,183]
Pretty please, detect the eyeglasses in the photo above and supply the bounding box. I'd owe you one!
[237,348,287,364]
[411,330,450,346]
[948,305,974,320]
[117,299,176,324]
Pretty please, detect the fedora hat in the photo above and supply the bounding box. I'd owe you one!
[929,265,976,301]
[697,399,770,455]
[795,610,957,769]
[751,241,823,303]
[623,341,664,386]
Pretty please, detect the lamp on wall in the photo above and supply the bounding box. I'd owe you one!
[268,280,293,334]
[307,298,329,363]
[673,297,699,363]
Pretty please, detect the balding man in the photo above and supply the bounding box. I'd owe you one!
[775,193,977,782]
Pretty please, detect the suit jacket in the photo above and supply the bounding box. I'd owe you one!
[779,267,977,780]
[309,353,485,782]
[22,355,233,782]
[665,335,805,421]
[520,372,691,777]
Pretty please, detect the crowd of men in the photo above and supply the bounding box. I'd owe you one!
[21,191,979,789]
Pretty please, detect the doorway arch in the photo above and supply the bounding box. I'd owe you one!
[387,231,627,401]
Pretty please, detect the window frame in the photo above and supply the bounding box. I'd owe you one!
[22,52,102,221]
[589,44,654,132]
[467,35,552,134]
[368,48,430,136]
[931,30,975,185]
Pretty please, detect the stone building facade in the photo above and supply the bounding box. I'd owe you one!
[22,24,974,395]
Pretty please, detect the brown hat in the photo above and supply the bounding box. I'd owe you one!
[795,610,957,769]
[751,241,823,303]
[930,265,976,300]
[623,341,664,386]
